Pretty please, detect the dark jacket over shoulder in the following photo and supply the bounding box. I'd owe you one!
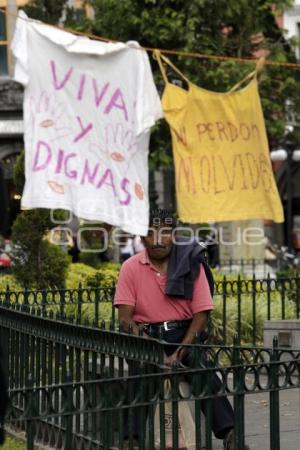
[166,236,214,299]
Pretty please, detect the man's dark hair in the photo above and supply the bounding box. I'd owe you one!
[149,209,175,228]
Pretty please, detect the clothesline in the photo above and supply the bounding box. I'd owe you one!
[1,6,300,70]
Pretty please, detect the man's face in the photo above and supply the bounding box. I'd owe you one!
[142,225,173,261]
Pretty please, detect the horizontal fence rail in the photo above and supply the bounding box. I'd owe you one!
[0,300,299,450]
[1,275,299,345]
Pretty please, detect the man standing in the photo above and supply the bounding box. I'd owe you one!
[114,209,249,450]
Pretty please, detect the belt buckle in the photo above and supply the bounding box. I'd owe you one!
[163,321,170,331]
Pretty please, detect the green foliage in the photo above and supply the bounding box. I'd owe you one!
[11,209,70,289]
[88,0,299,165]
[0,274,21,291]
[66,262,120,288]
[276,266,300,278]
[13,151,25,195]
[78,252,102,269]
[24,0,70,24]
[1,436,27,450]
[210,291,296,344]
[77,223,112,268]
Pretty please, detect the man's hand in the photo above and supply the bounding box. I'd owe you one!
[164,311,209,366]
[164,347,186,366]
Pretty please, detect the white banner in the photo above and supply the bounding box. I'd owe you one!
[12,12,162,235]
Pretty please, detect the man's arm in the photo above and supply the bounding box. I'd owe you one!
[118,305,149,338]
[114,260,144,336]
[165,311,208,365]
[118,304,139,335]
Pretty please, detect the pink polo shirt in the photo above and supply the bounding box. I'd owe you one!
[114,249,213,323]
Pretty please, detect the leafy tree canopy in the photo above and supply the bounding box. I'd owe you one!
[24,0,70,24]
[86,0,299,165]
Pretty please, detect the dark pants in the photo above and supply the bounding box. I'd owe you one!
[125,327,234,441]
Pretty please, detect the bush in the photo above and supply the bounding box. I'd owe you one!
[12,217,70,289]
[0,275,21,291]
[210,291,296,344]
[66,262,120,288]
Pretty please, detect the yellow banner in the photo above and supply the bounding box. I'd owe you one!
[156,52,284,223]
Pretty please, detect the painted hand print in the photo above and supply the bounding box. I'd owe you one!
[28,91,72,142]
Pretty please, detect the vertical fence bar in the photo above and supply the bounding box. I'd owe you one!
[54,342,60,426]
[94,288,100,327]
[191,344,203,450]
[83,349,89,436]
[252,275,257,346]
[295,274,300,319]
[281,283,286,320]
[77,284,82,323]
[270,337,280,450]
[158,375,166,450]
[204,371,212,450]
[147,374,155,450]
[41,338,47,412]
[135,362,146,450]
[41,289,47,317]
[60,289,65,318]
[91,351,97,440]
[194,383,202,449]
[61,344,67,433]
[19,328,25,394]
[23,287,29,308]
[237,275,242,343]
[9,328,16,390]
[75,348,81,433]
[110,286,116,327]
[5,284,10,305]
[127,362,135,450]
[35,337,41,388]
[47,338,53,429]
[222,276,227,345]
[171,374,179,450]
[24,333,30,414]
[64,373,73,450]
[68,346,74,386]
[267,273,271,321]
[15,330,20,392]
[232,336,245,450]
[29,335,35,390]
[26,374,35,450]
[47,339,53,385]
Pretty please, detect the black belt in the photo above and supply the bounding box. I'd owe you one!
[142,319,191,334]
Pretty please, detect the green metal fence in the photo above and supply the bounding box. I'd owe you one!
[1,274,299,345]
[1,300,299,450]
